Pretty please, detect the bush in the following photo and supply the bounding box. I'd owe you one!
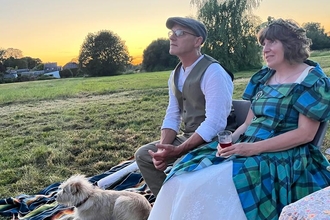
[16,74,32,82]
[60,68,79,78]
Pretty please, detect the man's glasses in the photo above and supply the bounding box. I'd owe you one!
[168,29,198,38]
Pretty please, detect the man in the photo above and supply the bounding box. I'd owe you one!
[134,16,234,197]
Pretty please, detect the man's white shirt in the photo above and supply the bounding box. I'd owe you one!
[161,55,234,142]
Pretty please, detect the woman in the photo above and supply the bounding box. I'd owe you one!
[148,19,330,220]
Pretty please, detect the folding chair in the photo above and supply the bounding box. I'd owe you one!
[312,120,329,149]
[232,99,251,127]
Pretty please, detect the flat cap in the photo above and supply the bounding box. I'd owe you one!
[166,17,207,44]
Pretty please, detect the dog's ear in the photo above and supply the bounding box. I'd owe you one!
[69,181,82,195]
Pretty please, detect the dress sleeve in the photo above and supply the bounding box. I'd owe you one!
[295,77,330,122]
[242,67,269,100]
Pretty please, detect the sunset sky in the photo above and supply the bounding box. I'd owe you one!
[0,0,329,66]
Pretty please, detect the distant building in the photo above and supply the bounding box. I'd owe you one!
[17,69,30,73]
[63,62,78,70]
[44,62,61,72]
[20,70,45,77]
[7,69,30,74]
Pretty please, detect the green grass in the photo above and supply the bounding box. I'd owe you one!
[310,51,330,75]
[0,51,329,220]
[311,50,330,57]
[0,73,172,200]
[0,72,171,105]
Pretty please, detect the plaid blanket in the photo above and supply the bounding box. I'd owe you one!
[0,160,155,220]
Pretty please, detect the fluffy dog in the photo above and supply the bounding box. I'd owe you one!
[56,174,151,220]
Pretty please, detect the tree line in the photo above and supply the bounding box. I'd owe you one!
[1,0,330,80]
[0,48,43,72]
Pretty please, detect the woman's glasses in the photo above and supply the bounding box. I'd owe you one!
[168,29,198,38]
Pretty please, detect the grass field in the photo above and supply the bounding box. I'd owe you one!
[0,51,329,214]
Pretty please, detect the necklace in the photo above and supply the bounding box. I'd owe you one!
[274,71,302,84]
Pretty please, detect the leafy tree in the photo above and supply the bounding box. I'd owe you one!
[142,39,178,72]
[60,68,79,78]
[3,57,28,69]
[33,63,44,71]
[23,57,42,69]
[0,48,5,73]
[191,0,263,71]
[78,30,132,76]
[70,57,79,63]
[0,48,5,62]
[0,62,5,73]
[190,0,262,11]
[4,48,23,59]
[303,22,330,50]
[0,48,41,70]
[257,16,275,31]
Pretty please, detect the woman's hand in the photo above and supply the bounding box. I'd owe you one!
[217,142,259,157]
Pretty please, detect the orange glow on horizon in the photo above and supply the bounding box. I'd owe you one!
[132,55,143,65]
[1,0,328,68]
[14,19,330,68]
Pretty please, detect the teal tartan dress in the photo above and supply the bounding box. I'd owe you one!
[165,60,330,220]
